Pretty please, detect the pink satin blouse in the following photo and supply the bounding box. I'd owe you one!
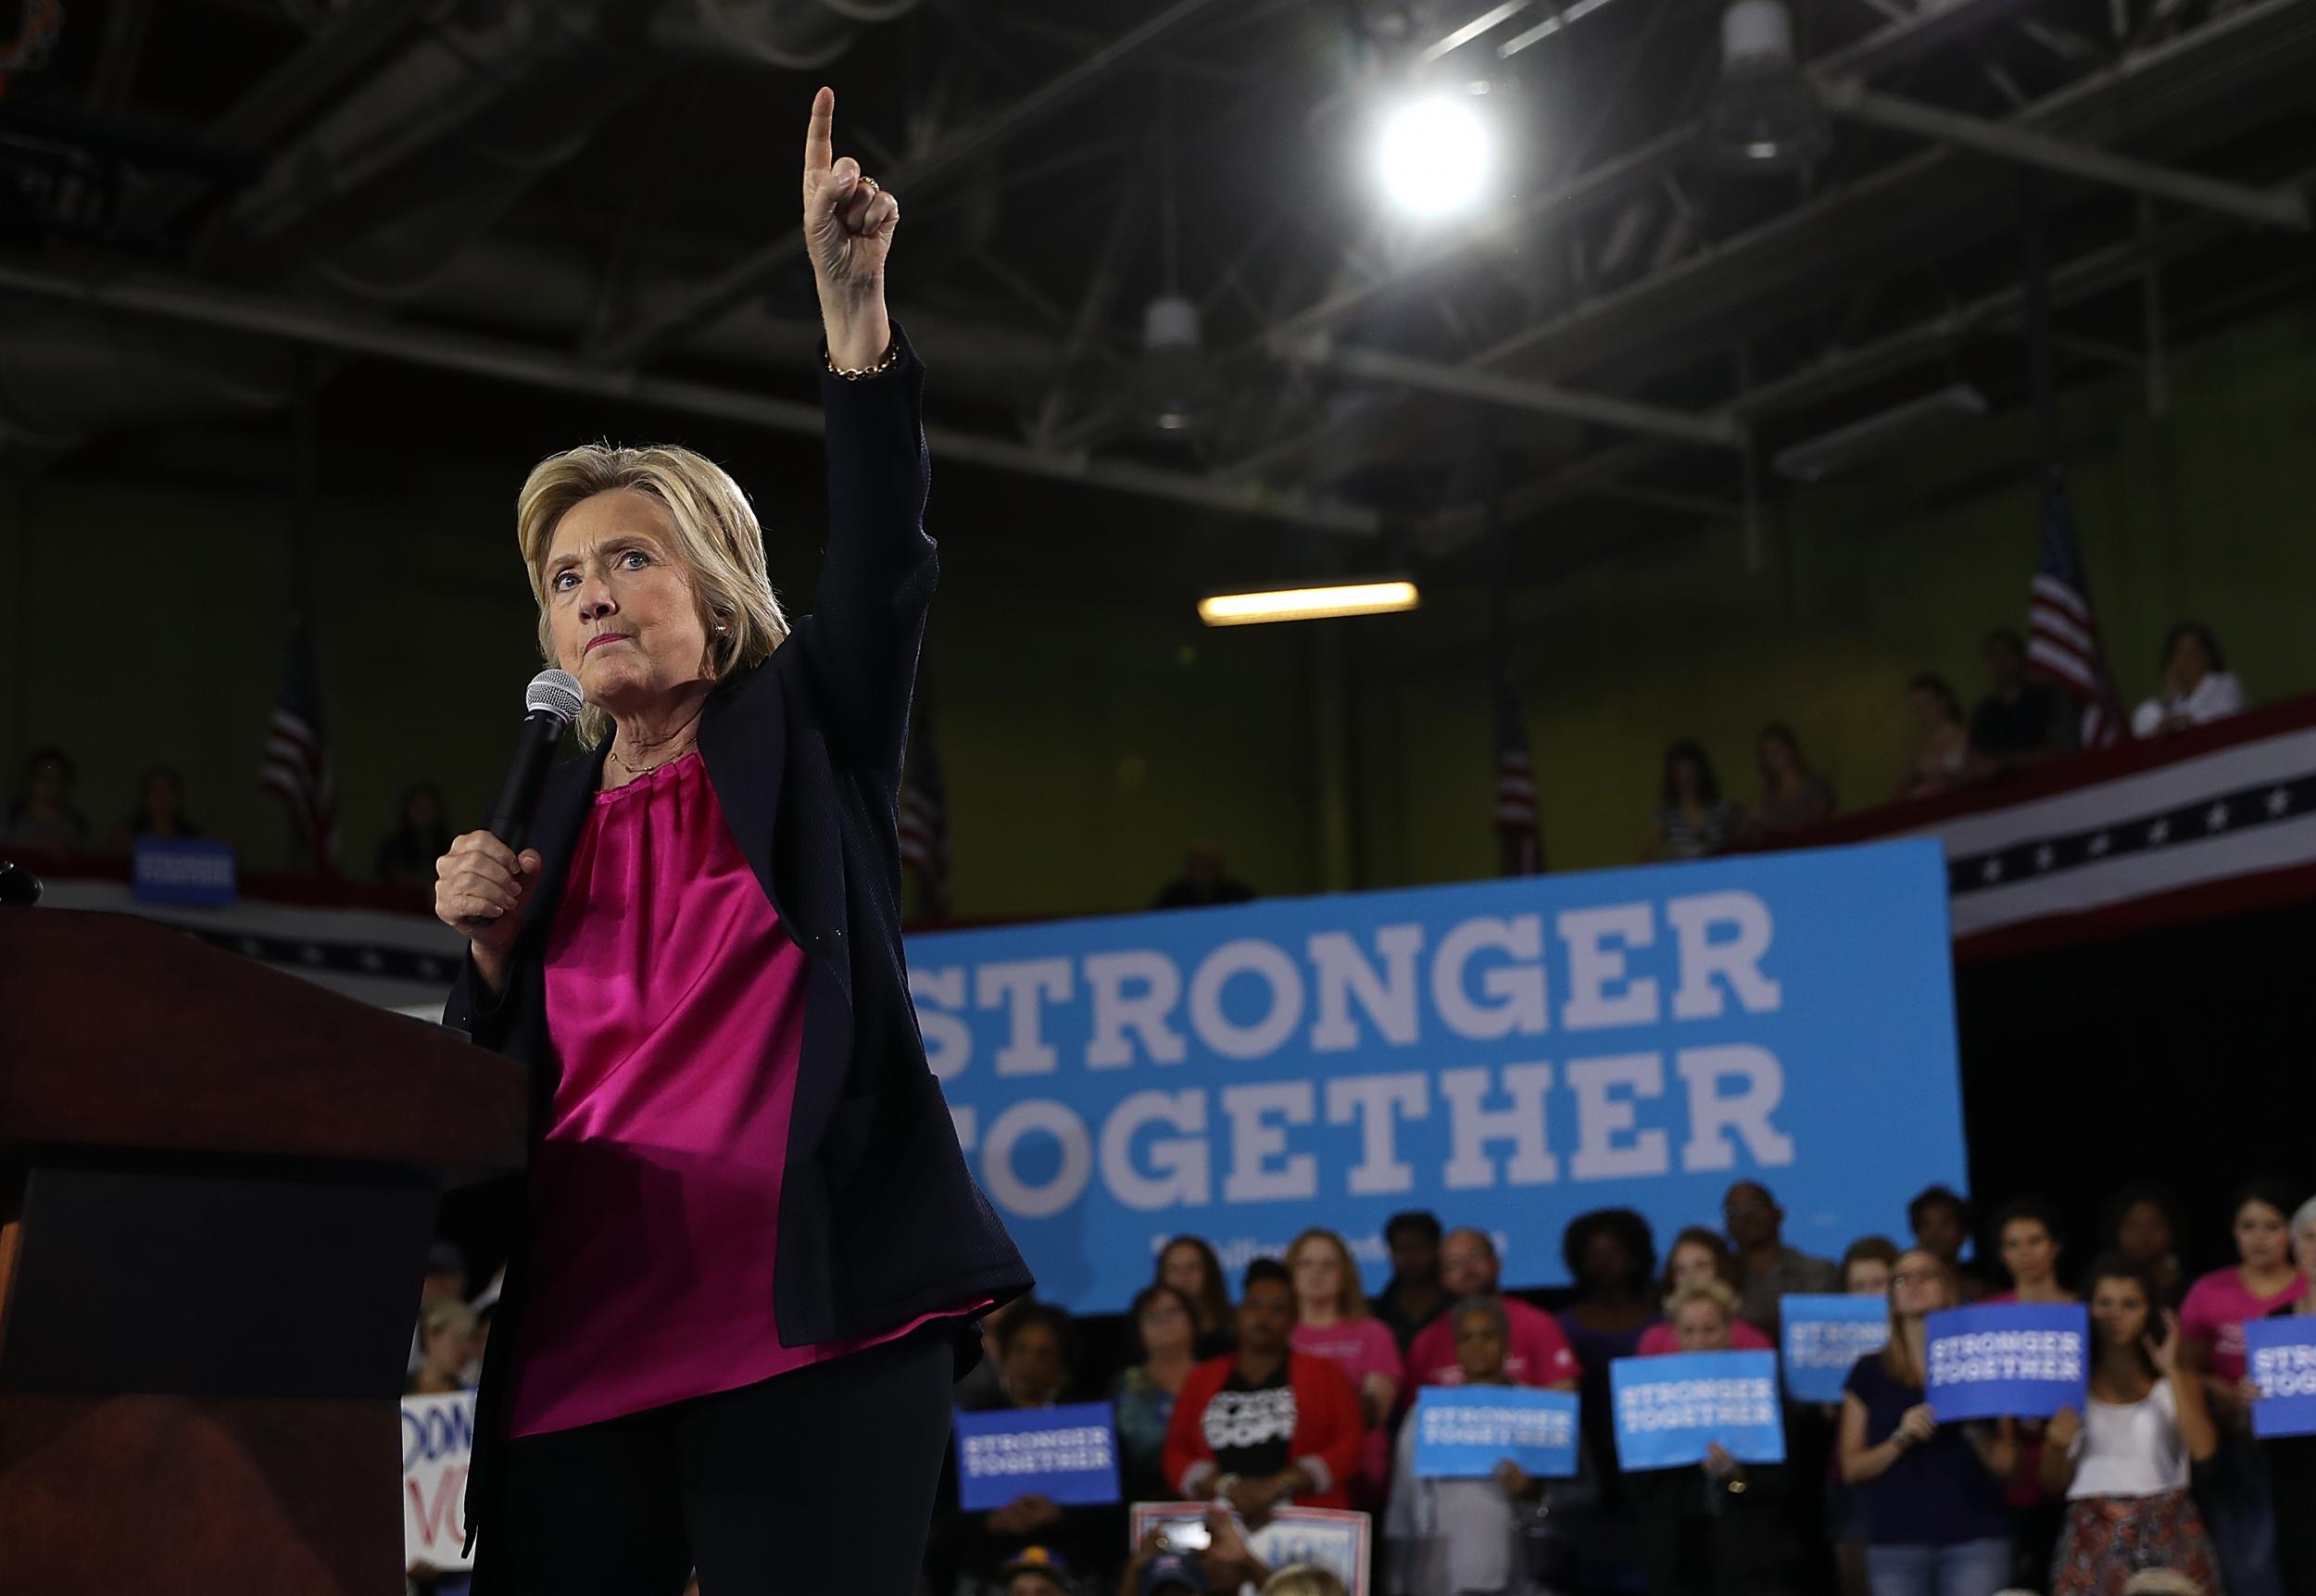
[508,748,954,1437]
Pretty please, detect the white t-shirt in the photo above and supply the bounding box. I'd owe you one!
[2069,1378,2190,1500]
[2132,672,2246,737]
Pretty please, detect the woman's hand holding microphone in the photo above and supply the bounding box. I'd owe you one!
[434,832,542,996]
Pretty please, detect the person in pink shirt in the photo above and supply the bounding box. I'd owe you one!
[1285,1228,1402,1509]
[1403,1227,1580,1390]
[2179,1180,2305,1596]
[1636,1226,1773,1355]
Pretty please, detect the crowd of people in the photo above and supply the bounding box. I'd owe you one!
[1645,622,2250,861]
[850,1178,2315,1596]
[0,745,457,886]
[10,621,2256,890]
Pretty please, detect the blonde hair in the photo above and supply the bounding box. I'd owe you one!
[1880,1249,1958,1385]
[1285,1228,1369,1322]
[1262,1567,1349,1596]
[1663,1277,1741,1324]
[515,444,789,749]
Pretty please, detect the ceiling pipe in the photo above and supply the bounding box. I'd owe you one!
[0,256,1383,536]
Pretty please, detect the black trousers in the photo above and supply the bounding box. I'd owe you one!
[469,1326,954,1596]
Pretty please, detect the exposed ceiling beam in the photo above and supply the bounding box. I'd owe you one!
[0,256,1380,536]
[1499,0,1630,57]
[1271,331,1746,449]
[111,0,437,238]
[1819,80,2312,231]
[1418,2,1538,61]
[1424,190,2272,544]
[598,0,1234,368]
[1258,123,1702,351]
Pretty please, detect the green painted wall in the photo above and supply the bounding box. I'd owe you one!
[6,296,2311,912]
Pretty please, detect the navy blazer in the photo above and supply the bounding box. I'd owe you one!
[443,330,1032,1552]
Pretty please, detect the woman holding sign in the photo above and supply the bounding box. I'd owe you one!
[1838,1250,2017,1596]
[1630,1281,1801,1596]
[2179,1182,2304,1596]
[433,88,1031,1595]
[2039,1255,2220,1596]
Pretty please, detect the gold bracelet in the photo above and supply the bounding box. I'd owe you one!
[825,332,902,381]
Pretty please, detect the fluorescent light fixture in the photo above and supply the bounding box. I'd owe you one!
[1376,94,1491,218]
[1198,580,1421,626]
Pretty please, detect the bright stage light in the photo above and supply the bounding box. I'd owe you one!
[1375,94,1491,219]
[1198,581,1421,627]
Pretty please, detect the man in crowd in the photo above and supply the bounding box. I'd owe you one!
[1403,1227,1579,1390]
[1722,1181,1839,1337]
[1970,627,2071,773]
[1368,1210,1447,1351]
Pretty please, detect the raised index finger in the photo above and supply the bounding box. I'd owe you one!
[804,85,834,175]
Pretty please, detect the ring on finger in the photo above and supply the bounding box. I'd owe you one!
[861,176,880,195]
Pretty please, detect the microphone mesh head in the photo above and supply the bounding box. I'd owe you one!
[525,669,585,726]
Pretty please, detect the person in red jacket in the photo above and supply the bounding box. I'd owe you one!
[1162,1259,1363,1527]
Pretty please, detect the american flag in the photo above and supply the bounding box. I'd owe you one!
[898,682,950,918]
[2024,472,2127,748]
[259,620,341,873]
[1493,665,1544,875]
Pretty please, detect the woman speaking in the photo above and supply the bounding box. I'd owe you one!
[434,88,1031,1594]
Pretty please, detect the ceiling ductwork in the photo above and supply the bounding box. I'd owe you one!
[0,0,914,448]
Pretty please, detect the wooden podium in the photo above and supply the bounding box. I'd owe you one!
[0,909,526,1595]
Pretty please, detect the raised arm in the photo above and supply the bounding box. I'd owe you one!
[797,86,931,789]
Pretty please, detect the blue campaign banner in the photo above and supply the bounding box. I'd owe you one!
[1412,1386,1582,1479]
[2246,1317,2316,1439]
[953,1401,1122,1512]
[1610,1351,1786,1470]
[132,837,237,906]
[1781,1295,1892,1404]
[1924,1302,2089,1421]
[906,839,1963,1313]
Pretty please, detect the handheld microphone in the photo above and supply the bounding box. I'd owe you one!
[483,669,585,854]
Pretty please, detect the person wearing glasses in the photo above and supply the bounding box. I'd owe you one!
[1722,1181,1840,1339]
[1838,1250,2017,1596]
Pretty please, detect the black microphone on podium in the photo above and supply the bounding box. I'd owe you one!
[462,669,583,929]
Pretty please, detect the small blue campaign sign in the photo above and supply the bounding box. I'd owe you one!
[1781,1295,1891,1404]
[953,1401,1122,1512]
[132,837,237,907]
[2246,1317,2316,1440]
[1924,1302,2088,1422]
[1411,1386,1581,1479]
[1610,1351,1785,1471]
